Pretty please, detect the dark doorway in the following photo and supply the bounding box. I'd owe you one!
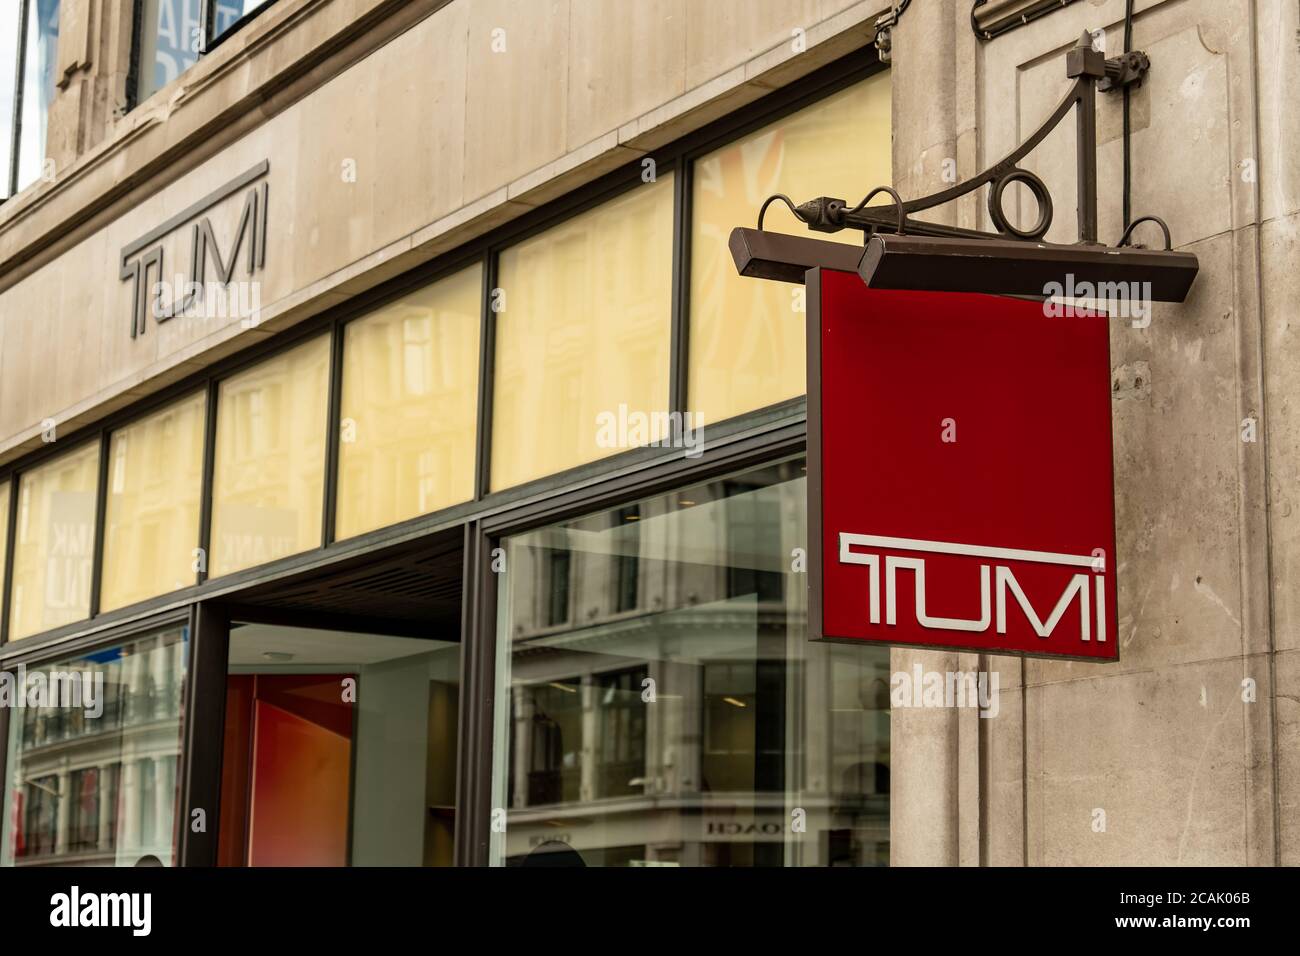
[212,528,464,866]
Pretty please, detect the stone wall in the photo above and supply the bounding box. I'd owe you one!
[889,0,1297,866]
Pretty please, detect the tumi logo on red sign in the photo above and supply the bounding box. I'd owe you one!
[839,534,1107,644]
[807,270,1119,660]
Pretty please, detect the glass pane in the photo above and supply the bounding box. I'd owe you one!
[688,72,891,424]
[100,391,206,612]
[0,3,20,198]
[0,480,9,626]
[218,623,460,866]
[210,335,329,578]
[211,0,271,42]
[133,0,203,102]
[490,457,890,866]
[8,441,99,641]
[0,625,189,866]
[491,175,674,490]
[14,0,60,192]
[336,264,481,540]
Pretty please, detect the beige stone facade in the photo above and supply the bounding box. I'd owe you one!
[0,0,1295,866]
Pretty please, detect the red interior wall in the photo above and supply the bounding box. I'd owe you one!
[217,674,355,867]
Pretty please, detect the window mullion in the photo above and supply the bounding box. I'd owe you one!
[8,0,31,197]
[202,0,217,54]
[88,429,111,618]
[669,157,692,419]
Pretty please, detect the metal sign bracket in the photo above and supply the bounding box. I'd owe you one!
[733,33,1196,302]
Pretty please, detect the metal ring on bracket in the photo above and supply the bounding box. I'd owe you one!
[844,185,907,237]
[1116,215,1172,250]
[987,168,1053,240]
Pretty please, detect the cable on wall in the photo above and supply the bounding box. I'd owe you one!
[1122,0,1135,229]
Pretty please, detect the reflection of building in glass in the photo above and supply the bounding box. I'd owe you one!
[2,628,186,867]
[497,462,889,867]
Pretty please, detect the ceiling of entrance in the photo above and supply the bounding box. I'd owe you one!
[228,527,464,637]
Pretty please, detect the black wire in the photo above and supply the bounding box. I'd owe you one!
[1122,0,1134,229]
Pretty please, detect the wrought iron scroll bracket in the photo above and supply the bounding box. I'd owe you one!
[759,31,1164,251]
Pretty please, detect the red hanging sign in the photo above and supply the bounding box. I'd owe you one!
[807,268,1119,660]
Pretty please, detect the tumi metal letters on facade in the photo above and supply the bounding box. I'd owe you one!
[119,161,269,338]
[807,270,1119,660]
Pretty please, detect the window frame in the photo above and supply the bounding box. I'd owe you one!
[469,442,812,864]
[99,387,208,614]
[127,0,282,111]
[0,605,195,866]
[3,0,27,199]
[333,260,485,542]
[206,330,332,579]
[3,0,60,199]
[487,170,679,491]
[2,433,104,644]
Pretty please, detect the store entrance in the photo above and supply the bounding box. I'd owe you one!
[212,529,464,866]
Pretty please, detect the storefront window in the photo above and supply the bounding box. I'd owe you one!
[211,0,271,42]
[7,442,100,642]
[0,7,19,201]
[134,1,275,103]
[336,264,481,540]
[210,335,329,578]
[0,624,188,866]
[491,175,675,490]
[1,0,61,196]
[490,458,890,866]
[133,0,203,102]
[689,72,890,426]
[100,392,207,611]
